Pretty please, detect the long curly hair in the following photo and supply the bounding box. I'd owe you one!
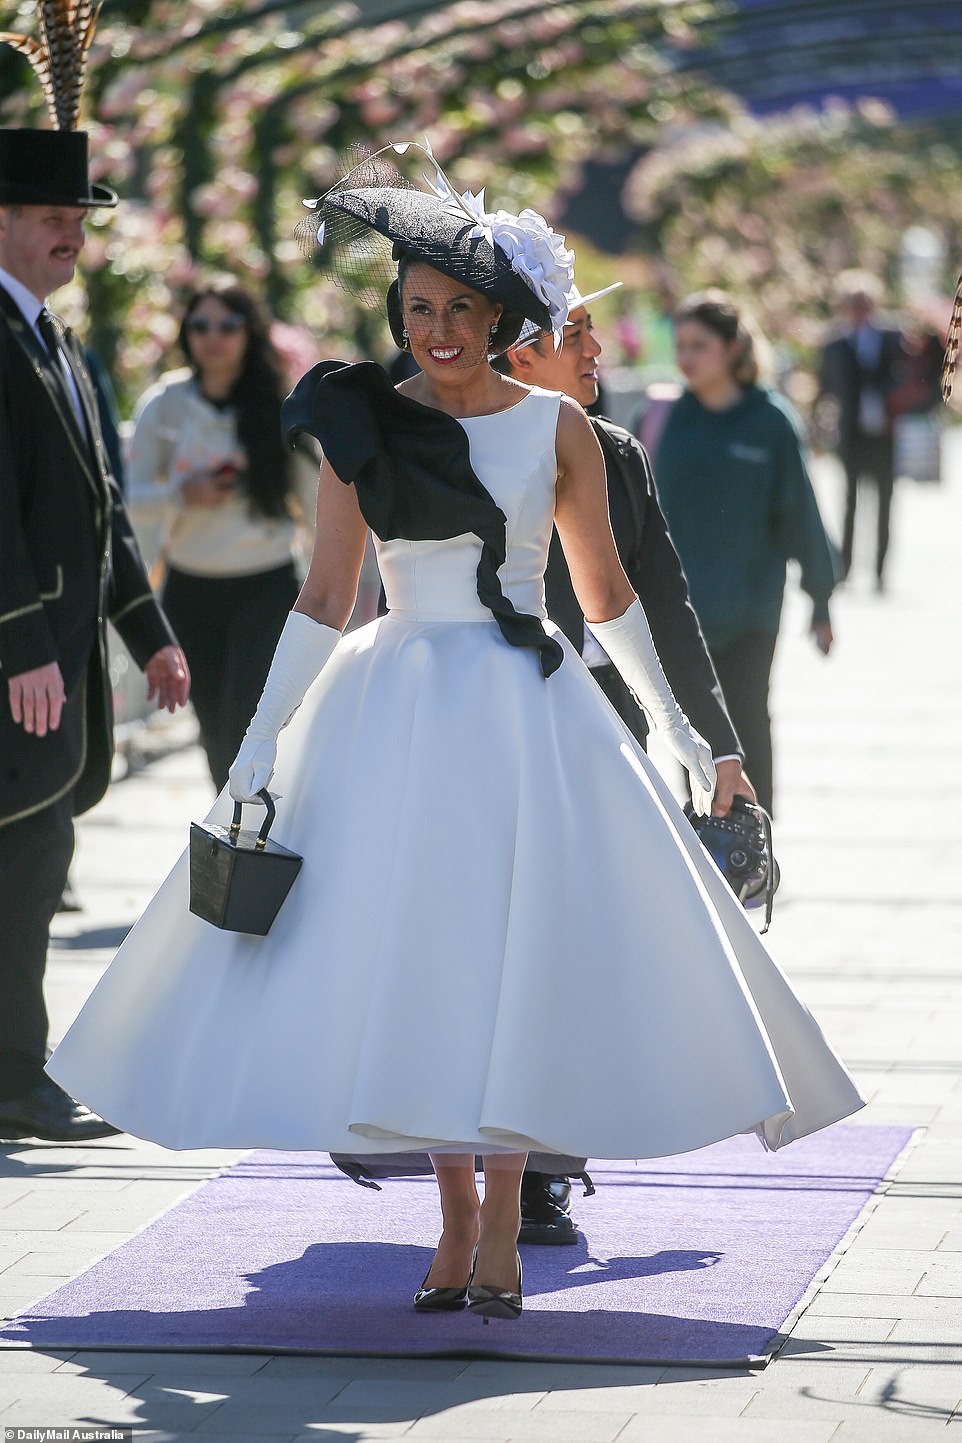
[178,279,293,520]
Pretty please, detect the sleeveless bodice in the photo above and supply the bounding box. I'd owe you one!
[376,387,561,621]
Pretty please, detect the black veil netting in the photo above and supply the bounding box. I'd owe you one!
[293,145,418,314]
[292,142,559,340]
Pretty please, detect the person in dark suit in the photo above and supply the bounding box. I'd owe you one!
[0,126,190,1143]
[498,287,749,803]
[495,283,753,1242]
[817,272,903,590]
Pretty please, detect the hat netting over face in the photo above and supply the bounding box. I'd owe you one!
[294,142,575,372]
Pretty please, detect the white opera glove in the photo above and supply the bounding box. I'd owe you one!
[228,612,341,803]
[587,599,717,816]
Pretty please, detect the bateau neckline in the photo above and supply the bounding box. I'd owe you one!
[400,387,538,423]
[457,389,537,421]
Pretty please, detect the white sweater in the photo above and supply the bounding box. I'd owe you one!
[126,369,319,578]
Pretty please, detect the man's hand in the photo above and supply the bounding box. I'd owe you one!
[812,619,834,656]
[711,758,757,817]
[8,661,66,736]
[145,645,190,712]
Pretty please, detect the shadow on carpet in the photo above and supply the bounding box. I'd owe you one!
[0,1122,912,1366]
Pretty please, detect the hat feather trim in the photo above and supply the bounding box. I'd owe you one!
[0,1,102,132]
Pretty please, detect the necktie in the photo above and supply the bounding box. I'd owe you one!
[37,308,85,429]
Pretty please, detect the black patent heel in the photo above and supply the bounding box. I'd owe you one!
[413,1247,477,1313]
[466,1251,523,1322]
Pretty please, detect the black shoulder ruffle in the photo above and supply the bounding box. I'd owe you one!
[283,360,562,678]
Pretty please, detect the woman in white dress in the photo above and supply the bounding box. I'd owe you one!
[47,148,863,1322]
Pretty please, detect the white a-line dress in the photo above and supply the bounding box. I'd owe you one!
[47,386,863,1157]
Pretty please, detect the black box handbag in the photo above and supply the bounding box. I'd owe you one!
[189,789,303,935]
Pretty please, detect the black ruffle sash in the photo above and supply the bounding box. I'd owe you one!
[282,360,563,678]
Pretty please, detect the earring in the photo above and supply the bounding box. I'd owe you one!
[401,326,409,350]
[489,322,498,338]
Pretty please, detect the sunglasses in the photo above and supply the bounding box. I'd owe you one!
[186,316,246,336]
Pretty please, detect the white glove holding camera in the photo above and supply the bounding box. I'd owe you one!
[228,612,340,803]
[587,599,716,816]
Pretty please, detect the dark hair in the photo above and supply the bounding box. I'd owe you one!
[387,253,525,356]
[179,279,293,520]
[491,327,554,376]
[674,289,760,387]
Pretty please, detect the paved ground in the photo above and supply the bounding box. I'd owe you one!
[1,440,961,1440]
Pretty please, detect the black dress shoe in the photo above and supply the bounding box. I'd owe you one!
[55,876,83,913]
[0,1077,121,1142]
[519,1172,579,1246]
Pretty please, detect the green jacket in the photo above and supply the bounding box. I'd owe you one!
[655,385,837,651]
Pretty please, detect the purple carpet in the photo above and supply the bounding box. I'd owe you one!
[1,1123,911,1365]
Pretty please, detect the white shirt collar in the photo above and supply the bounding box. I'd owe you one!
[0,265,46,332]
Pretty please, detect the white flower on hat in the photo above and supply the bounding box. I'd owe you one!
[484,207,574,330]
[427,172,574,331]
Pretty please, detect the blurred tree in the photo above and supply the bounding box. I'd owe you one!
[0,0,732,406]
[622,100,962,361]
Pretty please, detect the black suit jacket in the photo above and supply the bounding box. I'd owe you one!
[545,417,741,758]
[817,327,902,456]
[0,285,176,826]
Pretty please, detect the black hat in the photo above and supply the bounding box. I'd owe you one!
[325,186,552,331]
[0,128,117,207]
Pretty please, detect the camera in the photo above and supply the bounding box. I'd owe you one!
[683,795,780,932]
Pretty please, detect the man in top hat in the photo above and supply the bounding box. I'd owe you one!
[0,125,191,1142]
[495,282,754,1241]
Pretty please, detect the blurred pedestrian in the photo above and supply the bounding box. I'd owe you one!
[0,123,190,1143]
[817,272,902,589]
[657,290,836,817]
[127,279,320,789]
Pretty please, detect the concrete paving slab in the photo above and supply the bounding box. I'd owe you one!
[805,1291,962,1322]
[0,1347,75,1372]
[545,1379,762,1415]
[458,1360,665,1387]
[619,1422,839,1443]
[406,1408,633,1439]
[199,1403,446,1437]
[329,1383,544,1414]
[833,1424,962,1442]
[290,1429,414,1441]
[817,1268,928,1295]
[255,1358,474,1381]
[787,1314,897,1344]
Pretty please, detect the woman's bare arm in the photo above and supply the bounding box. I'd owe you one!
[553,398,636,623]
[293,458,369,631]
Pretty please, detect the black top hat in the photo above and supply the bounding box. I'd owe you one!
[0,129,117,208]
[326,186,553,331]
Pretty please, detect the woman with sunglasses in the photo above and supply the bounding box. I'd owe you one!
[127,280,319,787]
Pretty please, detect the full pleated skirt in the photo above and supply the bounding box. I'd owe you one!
[47,615,863,1156]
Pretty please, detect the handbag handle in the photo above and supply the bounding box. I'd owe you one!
[228,789,276,851]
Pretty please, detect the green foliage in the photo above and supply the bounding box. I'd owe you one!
[623,100,962,358]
